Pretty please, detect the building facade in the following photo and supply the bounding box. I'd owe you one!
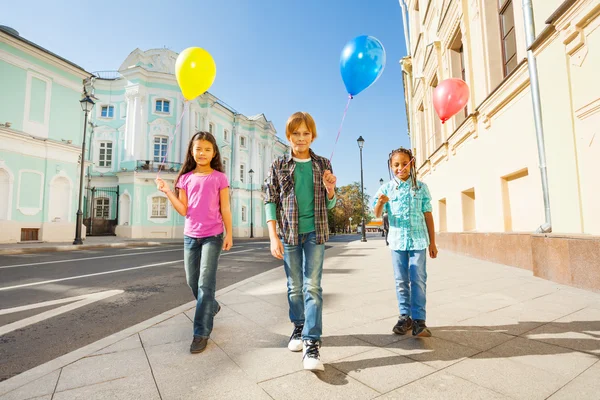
[0,26,90,243]
[0,27,288,243]
[401,0,599,289]
[86,48,288,239]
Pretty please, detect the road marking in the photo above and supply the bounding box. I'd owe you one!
[0,290,124,336]
[0,247,258,292]
[0,245,255,269]
[0,248,182,269]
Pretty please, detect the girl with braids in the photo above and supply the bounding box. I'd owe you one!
[373,147,437,337]
[156,131,233,354]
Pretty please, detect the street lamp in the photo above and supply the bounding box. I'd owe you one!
[249,169,254,238]
[379,178,384,186]
[73,95,95,245]
[357,136,367,242]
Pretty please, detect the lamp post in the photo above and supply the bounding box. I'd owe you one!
[73,95,95,245]
[249,169,254,238]
[357,136,367,242]
[379,178,384,186]
[349,217,352,234]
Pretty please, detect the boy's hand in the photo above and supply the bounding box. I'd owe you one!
[429,243,438,259]
[270,237,284,260]
[323,170,337,195]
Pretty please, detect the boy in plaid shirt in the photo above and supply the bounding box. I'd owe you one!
[264,112,337,371]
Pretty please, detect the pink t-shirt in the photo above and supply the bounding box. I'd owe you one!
[176,170,229,238]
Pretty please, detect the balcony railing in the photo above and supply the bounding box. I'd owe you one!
[118,160,183,173]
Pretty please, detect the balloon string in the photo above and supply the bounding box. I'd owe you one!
[156,100,187,179]
[329,94,353,163]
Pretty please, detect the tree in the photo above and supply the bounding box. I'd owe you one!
[328,182,372,233]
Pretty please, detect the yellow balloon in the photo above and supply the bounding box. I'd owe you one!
[175,47,216,101]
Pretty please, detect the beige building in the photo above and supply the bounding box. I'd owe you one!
[400,0,599,290]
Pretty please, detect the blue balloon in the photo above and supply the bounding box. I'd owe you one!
[340,35,386,96]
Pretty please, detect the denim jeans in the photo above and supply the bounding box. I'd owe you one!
[283,232,325,341]
[184,233,223,338]
[391,249,427,320]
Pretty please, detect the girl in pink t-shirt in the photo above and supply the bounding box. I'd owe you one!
[156,131,232,354]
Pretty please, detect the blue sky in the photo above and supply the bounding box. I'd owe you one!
[3,0,410,195]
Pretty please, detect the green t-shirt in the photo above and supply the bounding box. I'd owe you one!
[265,158,336,234]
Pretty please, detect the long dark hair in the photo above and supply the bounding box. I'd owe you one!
[388,147,419,192]
[175,131,224,194]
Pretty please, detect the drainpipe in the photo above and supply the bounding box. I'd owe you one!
[401,58,414,145]
[399,0,411,56]
[523,0,552,233]
[399,0,414,146]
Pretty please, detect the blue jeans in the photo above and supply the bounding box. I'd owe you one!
[391,249,427,321]
[184,234,223,338]
[283,232,325,341]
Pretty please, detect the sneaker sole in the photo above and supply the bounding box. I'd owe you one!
[304,365,325,372]
[288,342,303,352]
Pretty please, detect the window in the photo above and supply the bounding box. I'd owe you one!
[151,196,168,218]
[223,158,229,175]
[241,206,247,222]
[438,199,447,232]
[430,76,442,153]
[418,104,426,165]
[224,129,229,142]
[98,142,112,167]
[450,32,468,122]
[461,188,476,231]
[153,136,168,162]
[101,105,114,118]
[240,136,247,148]
[240,164,245,183]
[499,0,517,76]
[155,99,170,113]
[209,123,214,134]
[95,198,110,218]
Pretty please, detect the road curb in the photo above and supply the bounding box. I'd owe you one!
[0,241,169,256]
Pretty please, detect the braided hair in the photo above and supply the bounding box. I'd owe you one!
[388,147,419,192]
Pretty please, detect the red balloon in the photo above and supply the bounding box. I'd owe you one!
[433,78,470,124]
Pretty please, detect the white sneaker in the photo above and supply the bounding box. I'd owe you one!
[287,325,303,352]
[302,339,324,371]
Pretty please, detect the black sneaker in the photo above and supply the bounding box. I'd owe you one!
[288,324,303,352]
[392,315,413,335]
[190,337,208,353]
[412,320,432,337]
[303,339,324,371]
[214,302,221,316]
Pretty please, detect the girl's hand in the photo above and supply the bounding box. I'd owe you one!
[155,178,170,193]
[377,194,389,205]
[323,170,337,194]
[222,234,233,251]
[270,237,284,260]
[429,243,438,259]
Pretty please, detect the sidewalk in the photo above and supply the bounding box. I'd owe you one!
[1,237,599,399]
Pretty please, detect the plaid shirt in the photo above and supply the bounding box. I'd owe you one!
[373,179,432,251]
[264,149,332,245]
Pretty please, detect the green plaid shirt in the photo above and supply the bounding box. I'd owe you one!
[373,179,433,251]
[264,149,332,245]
